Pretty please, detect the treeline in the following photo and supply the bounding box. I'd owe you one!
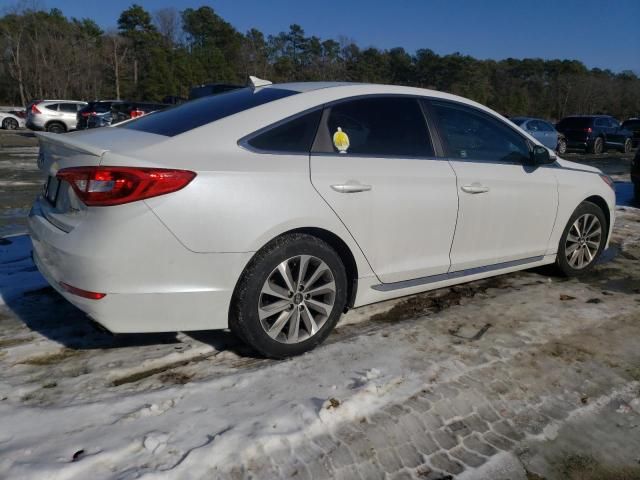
[1,3,639,120]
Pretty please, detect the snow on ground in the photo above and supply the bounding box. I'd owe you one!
[0,136,639,479]
[0,206,639,479]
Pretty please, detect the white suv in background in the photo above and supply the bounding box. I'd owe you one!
[27,100,87,133]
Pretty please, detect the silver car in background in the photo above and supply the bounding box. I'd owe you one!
[511,116,567,154]
[27,100,87,133]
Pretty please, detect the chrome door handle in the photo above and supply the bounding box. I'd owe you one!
[461,184,490,194]
[330,183,372,193]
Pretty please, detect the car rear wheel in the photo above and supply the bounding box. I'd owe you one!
[622,138,632,154]
[556,138,567,155]
[555,202,607,276]
[46,122,66,134]
[2,118,18,130]
[229,233,348,358]
[590,137,604,155]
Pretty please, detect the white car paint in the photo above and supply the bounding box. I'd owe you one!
[0,111,26,129]
[28,82,615,336]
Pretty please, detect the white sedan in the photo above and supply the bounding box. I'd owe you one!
[29,80,615,358]
[0,110,26,130]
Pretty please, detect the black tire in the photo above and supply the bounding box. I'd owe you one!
[634,183,640,200]
[589,137,604,155]
[555,201,607,277]
[556,138,567,155]
[229,233,348,358]
[46,122,66,134]
[622,138,632,154]
[2,118,18,130]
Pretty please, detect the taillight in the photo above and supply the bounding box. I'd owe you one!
[31,103,42,114]
[80,111,96,117]
[583,127,593,133]
[56,167,196,206]
[130,109,145,119]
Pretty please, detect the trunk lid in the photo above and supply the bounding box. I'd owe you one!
[35,128,166,232]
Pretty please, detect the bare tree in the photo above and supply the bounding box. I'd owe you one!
[154,7,180,45]
[104,32,129,100]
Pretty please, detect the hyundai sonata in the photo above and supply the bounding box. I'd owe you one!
[29,79,615,358]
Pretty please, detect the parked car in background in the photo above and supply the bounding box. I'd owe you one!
[27,100,87,133]
[632,147,640,199]
[510,117,566,154]
[0,110,26,130]
[556,115,633,154]
[188,83,242,100]
[26,100,87,133]
[77,101,170,129]
[29,81,615,358]
[621,118,640,148]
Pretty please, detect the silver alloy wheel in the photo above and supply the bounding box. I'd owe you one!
[258,255,336,344]
[565,213,602,269]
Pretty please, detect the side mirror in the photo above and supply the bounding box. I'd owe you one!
[530,145,555,165]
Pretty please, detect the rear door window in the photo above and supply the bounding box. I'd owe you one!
[246,110,322,153]
[315,96,434,157]
[45,104,59,111]
[431,100,530,163]
[122,87,299,137]
[557,117,591,130]
[539,121,555,132]
[595,118,608,128]
[59,103,78,113]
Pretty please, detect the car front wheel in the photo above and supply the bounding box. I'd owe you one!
[555,202,607,276]
[622,138,632,154]
[230,233,348,358]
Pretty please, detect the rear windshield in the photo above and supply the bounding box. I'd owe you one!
[121,87,299,137]
[557,117,591,129]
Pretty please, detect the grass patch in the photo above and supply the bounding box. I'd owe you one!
[111,353,213,387]
[560,454,640,480]
[0,336,33,348]
[19,349,80,366]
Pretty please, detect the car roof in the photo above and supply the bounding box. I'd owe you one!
[264,81,495,109]
[40,99,86,103]
[511,116,549,122]
[562,115,611,119]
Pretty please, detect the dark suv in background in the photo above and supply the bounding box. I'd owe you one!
[622,118,640,148]
[77,101,169,129]
[556,115,633,154]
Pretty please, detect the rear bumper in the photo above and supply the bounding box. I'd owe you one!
[28,197,253,333]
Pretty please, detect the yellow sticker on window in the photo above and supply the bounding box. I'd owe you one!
[333,127,350,154]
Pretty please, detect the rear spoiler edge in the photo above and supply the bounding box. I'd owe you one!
[35,131,108,158]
